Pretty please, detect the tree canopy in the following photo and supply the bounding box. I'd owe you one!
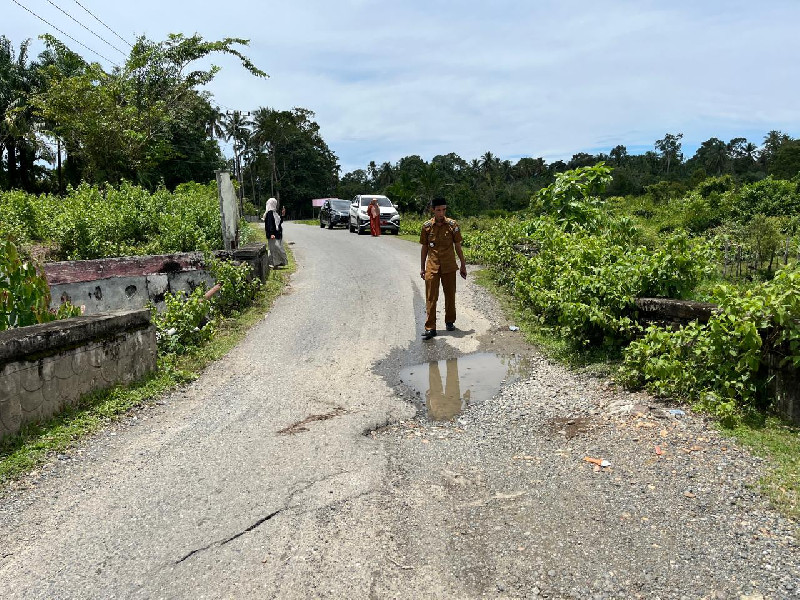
[1,33,266,191]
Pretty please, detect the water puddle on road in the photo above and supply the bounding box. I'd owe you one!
[399,353,528,421]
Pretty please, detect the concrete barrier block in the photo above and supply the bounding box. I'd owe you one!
[71,350,90,376]
[0,309,157,441]
[39,355,56,382]
[0,364,20,400]
[52,353,73,380]
[169,270,216,296]
[147,274,169,300]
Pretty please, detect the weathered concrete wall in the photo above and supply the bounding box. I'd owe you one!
[44,244,267,315]
[767,349,800,425]
[635,297,718,326]
[635,297,799,425]
[0,310,157,441]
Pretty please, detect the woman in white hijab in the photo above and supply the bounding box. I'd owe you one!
[262,197,288,268]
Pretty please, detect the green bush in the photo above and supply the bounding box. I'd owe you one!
[469,166,714,346]
[619,266,800,422]
[8,181,223,260]
[695,175,735,198]
[0,190,39,245]
[206,256,261,316]
[151,287,215,355]
[730,177,800,222]
[242,199,259,216]
[678,192,722,233]
[0,238,81,330]
[534,163,612,230]
[470,217,712,345]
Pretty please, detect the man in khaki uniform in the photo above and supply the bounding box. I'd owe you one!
[419,197,467,340]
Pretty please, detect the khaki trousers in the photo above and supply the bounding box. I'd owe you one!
[425,270,456,331]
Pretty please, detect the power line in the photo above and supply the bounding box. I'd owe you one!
[45,0,126,56]
[8,0,118,66]
[72,0,133,49]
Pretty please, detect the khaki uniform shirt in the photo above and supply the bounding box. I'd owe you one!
[420,218,463,275]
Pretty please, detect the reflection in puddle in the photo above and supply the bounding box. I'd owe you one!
[399,353,528,421]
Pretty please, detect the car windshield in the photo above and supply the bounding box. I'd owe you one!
[331,200,350,210]
[360,196,393,207]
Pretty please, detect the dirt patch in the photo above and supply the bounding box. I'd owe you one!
[548,416,596,439]
[476,327,535,358]
[26,242,60,264]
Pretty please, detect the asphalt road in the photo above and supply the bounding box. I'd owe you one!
[2,223,798,599]
[0,223,493,598]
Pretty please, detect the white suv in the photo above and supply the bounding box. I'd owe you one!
[349,194,401,235]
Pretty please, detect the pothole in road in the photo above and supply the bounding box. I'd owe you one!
[399,353,529,421]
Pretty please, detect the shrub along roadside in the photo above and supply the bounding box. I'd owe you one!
[0,182,226,260]
[1,238,81,331]
[619,267,800,423]
[0,226,291,486]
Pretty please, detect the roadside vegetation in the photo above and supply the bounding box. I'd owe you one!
[0,182,247,261]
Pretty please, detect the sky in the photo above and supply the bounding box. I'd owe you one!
[5,0,800,174]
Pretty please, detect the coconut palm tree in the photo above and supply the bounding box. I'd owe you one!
[0,36,40,191]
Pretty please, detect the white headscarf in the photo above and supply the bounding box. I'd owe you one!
[264,197,281,228]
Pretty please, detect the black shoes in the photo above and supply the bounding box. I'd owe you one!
[421,329,437,340]
[445,322,456,331]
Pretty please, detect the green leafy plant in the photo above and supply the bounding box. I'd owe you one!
[0,238,81,330]
[533,163,612,230]
[150,287,215,355]
[205,255,262,315]
[469,168,713,347]
[619,265,800,422]
[11,181,224,260]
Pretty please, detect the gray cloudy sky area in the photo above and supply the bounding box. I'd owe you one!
[5,0,800,174]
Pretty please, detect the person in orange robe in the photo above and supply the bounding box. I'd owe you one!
[367,198,381,237]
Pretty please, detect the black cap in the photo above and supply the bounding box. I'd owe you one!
[431,197,447,207]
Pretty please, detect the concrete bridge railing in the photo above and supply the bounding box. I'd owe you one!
[0,309,157,441]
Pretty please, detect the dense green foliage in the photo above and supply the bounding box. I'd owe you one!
[152,287,215,355]
[1,33,265,192]
[619,268,800,423]
[205,254,263,315]
[335,131,799,219]
[0,181,224,259]
[464,163,799,421]
[0,238,80,330]
[151,253,262,355]
[468,165,714,346]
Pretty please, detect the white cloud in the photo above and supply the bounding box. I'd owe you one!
[5,0,800,174]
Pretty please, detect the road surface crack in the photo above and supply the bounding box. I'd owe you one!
[175,509,283,564]
[278,407,346,434]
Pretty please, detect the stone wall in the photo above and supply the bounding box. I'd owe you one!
[0,310,157,441]
[44,243,267,316]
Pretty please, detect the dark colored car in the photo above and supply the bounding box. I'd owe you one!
[319,198,351,229]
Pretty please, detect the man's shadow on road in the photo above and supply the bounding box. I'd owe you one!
[439,328,475,339]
